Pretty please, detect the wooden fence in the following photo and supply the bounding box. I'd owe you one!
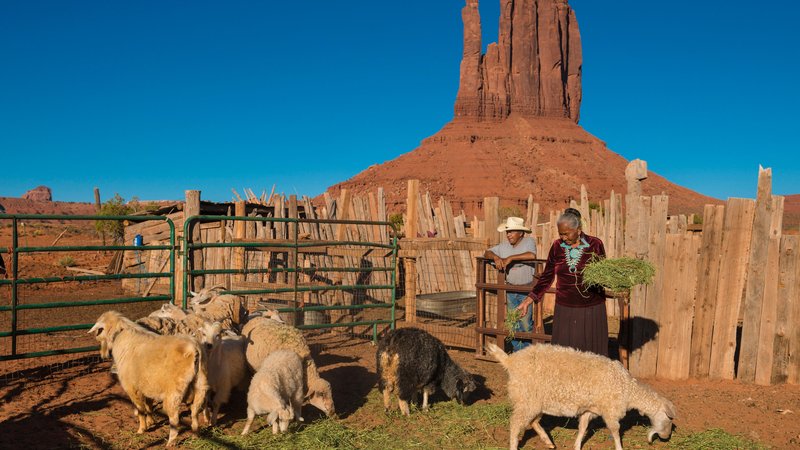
[121,161,798,385]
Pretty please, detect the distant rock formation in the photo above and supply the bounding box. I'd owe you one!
[323,0,718,216]
[22,186,52,202]
[454,0,582,122]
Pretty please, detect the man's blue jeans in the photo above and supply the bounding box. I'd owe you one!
[507,292,533,352]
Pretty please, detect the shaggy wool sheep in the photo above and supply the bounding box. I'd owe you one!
[487,343,676,450]
[241,316,335,416]
[89,311,209,447]
[376,327,476,415]
[189,285,247,331]
[136,311,219,346]
[241,349,305,435]
[196,322,249,425]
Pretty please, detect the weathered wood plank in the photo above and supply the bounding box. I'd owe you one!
[689,204,726,378]
[738,167,774,382]
[709,198,755,379]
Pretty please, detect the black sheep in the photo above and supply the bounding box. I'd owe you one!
[376,327,476,415]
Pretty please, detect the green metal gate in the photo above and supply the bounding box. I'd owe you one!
[182,216,398,339]
[0,214,175,361]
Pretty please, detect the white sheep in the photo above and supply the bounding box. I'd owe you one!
[487,343,675,450]
[241,316,335,417]
[196,321,249,425]
[89,311,209,447]
[136,309,220,346]
[189,285,247,331]
[241,349,305,435]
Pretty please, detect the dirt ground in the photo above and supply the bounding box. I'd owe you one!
[1,332,800,449]
[2,217,800,449]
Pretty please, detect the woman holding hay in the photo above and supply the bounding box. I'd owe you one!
[518,208,609,356]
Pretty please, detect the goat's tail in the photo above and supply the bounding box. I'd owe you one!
[485,343,511,369]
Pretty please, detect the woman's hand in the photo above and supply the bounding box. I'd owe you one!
[516,296,534,316]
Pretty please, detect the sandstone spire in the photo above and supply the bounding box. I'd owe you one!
[453,0,582,122]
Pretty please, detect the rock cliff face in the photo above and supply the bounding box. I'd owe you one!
[454,0,582,122]
[22,186,52,202]
[323,0,718,216]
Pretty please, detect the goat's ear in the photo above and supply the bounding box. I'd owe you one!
[189,291,198,297]
[266,410,278,425]
[88,322,103,335]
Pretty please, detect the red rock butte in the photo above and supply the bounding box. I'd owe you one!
[325,0,718,216]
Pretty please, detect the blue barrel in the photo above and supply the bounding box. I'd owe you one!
[133,234,143,247]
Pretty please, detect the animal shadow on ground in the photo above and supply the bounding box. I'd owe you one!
[516,410,657,449]
[0,359,122,450]
[311,353,359,369]
[619,317,659,354]
[319,364,376,419]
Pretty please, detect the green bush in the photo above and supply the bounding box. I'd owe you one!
[388,213,404,230]
[95,194,133,243]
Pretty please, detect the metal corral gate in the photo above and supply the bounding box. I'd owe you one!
[182,216,398,340]
[0,214,175,361]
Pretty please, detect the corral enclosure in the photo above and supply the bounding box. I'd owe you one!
[116,160,799,386]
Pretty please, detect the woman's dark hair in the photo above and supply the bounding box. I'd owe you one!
[558,207,582,229]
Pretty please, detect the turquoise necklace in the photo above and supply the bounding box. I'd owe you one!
[560,236,590,273]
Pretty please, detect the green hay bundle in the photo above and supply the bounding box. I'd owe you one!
[582,257,655,294]
[504,308,523,342]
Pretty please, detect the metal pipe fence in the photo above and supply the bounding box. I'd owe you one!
[0,214,175,361]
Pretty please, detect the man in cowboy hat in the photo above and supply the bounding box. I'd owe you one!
[484,216,537,351]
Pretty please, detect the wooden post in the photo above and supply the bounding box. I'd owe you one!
[185,190,203,293]
[406,181,419,239]
[739,167,774,382]
[93,187,101,212]
[404,257,417,323]
[233,201,246,283]
[484,197,500,246]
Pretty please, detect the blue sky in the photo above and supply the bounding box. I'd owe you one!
[1,1,798,203]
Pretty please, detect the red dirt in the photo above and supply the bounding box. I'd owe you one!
[1,332,799,449]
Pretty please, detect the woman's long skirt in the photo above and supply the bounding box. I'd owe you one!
[551,302,609,356]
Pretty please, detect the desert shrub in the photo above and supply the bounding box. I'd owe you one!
[58,256,76,267]
[388,213,404,232]
[95,194,133,243]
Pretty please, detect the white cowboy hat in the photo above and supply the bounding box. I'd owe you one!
[497,216,531,233]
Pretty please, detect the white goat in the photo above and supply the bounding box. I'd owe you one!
[487,343,675,450]
[241,349,305,435]
[241,316,335,417]
[89,311,208,447]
